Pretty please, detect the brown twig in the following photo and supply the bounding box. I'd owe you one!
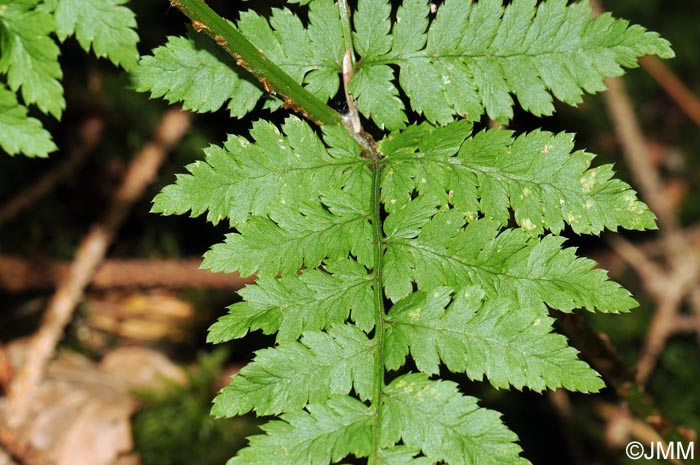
[597,232,700,345]
[1,109,192,428]
[0,118,103,226]
[602,74,700,382]
[606,236,665,288]
[602,76,679,235]
[672,313,700,334]
[0,423,54,465]
[559,314,697,449]
[593,225,700,274]
[593,0,700,385]
[640,56,700,127]
[0,256,254,292]
[594,401,686,465]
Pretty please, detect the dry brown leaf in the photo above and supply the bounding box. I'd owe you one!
[3,341,184,465]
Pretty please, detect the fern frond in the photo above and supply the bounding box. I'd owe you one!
[132,31,263,118]
[384,286,604,391]
[0,0,64,118]
[52,0,139,69]
[212,324,374,417]
[0,84,56,157]
[376,447,433,465]
[152,111,651,464]
[133,0,343,119]
[383,209,637,311]
[229,396,373,465]
[202,199,373,277]
[207,259,374,343]
[380,120,656,235]
[142,1,674,461]
[152,118,366,226]
[381,374,530,465]
[351,0,674,128]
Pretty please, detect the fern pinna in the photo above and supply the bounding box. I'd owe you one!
[135,0,672,463]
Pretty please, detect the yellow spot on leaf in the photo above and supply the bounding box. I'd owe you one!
[580,171,597,193]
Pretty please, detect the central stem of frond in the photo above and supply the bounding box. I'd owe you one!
[369,153,386,465]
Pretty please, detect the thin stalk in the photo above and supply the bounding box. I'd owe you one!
[338,0,355,62]
[369,151,386,465]
[338,0,362,134]
[170,0,342,126]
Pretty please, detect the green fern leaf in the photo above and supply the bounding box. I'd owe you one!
[134,0,343,118]
[230,396,373,465]
[381,373,530,465]
[383,209,637,311]
[352,0,674,127]
[376,447,433,465]
[380,120,656,234]
[132,32,263,117]
[349,64,407,131]
[238,0,343,101]
[0,85,56,157]
[152,118,366,226]
[212,324,374,417]
[203,198,373,277]
[207,259,373,343]
[52,0,139,69]
[384,286,604,391]
[353,0,391,58]
[239,0,343,102]
[0,0,64,118]
[153,114,649,464]
[140,2,674,463]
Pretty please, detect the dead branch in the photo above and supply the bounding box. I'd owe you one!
[591,0,700,385]
[594,401,686,465]
[0,423,54,465]
[0,256,254,292]
[672,313,700,334]
[559,314,697,448]
[0,118,103,226]
[601,71,700,383]
[602,77,679,235]
[1,109,192,428]
[640,56,700,127]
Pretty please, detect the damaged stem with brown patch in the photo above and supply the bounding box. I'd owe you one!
[169,0,342,127]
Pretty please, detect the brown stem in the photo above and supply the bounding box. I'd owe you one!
[0,256,254,292]
[559,314,697,448]
[640,56,700,127]
[0,422,54,465]
[602,77,679,234]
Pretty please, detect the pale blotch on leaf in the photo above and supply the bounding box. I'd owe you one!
[580,170,597,193]
[566,213,579,224]
[521,218,536,231]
